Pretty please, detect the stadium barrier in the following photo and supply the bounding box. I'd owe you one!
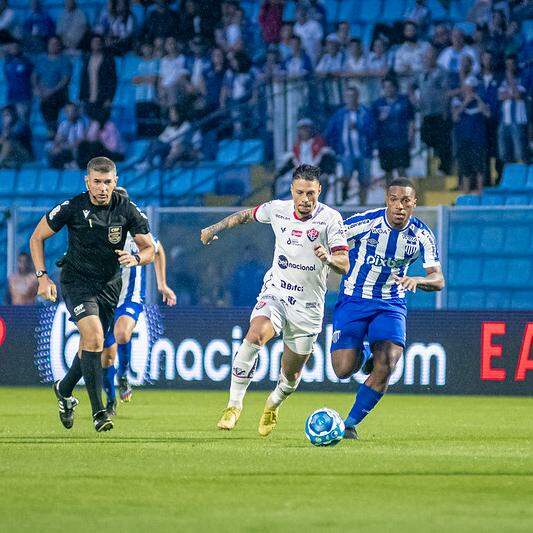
[1,305,531,395]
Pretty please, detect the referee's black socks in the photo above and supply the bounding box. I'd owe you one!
[58,355,82,397]
[80,350,105,416]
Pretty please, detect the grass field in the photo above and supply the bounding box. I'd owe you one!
[1,388,533,532]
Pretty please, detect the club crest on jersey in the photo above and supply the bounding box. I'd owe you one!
[108,226,122,244]
[404,243,418,255]
[307,228,319,242]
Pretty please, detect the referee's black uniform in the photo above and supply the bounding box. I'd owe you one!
[48,190,151,429]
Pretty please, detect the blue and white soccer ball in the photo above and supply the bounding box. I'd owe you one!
[305,407,345,447]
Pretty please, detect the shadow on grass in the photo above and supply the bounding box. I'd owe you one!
[0,436,258,445]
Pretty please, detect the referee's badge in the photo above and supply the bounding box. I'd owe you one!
[108,226,123,244]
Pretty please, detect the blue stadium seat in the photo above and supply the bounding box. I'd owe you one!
[216,165,251,196]
[481,192,505,205]
[527,166,533,189]
[356,0,380,22]
[324,0,340,23]
[506,258,531,287]
[192,166,218,194]
[503,225,530,253]
[240,139,265,164]
[456,194,480,205]
[505,193,530,205]
[37,169,61,193]
[448,257,481,286]
[382,0,406,22]
[337,0,358,23]
[449,224,480,254]
[426,0,449,20]
[0,170,16,194]
[165,168,195,197]
[16,169,39,194]
[523,19,533,42]
[459,291,485,309]
[500,163,528,190]
[479,225,504,253]
[121,54,142,80]
[482,258,507,286]
[283,0,296,21]
[511,291,533,310]
[485,291,511,309]
[58,170,84,196]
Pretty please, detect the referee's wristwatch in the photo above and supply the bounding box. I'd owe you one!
[133,254,141,265]
[35,270,48,278]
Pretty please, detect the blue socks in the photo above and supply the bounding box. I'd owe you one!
[117,341,131,378]
[345,383,383,429]
[103,365,116,402]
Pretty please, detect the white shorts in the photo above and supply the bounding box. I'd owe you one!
[250,293,320,354]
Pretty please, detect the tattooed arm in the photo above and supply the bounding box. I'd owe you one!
[200,208,255,245]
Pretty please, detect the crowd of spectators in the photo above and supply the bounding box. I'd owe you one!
[0,0,530,198]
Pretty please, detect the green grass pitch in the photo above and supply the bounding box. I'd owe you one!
[1,388,533,532]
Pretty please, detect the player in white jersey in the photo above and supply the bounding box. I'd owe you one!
[331,178,445,438]
[101,189,176,414]
[201,164,349,436]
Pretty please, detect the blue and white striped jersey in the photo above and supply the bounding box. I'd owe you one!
[118,233,159,306]
[339,208,440,300]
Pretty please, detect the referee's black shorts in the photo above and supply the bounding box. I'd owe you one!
[61,275,122,336]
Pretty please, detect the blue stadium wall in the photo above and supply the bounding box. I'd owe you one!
[1,305,532,395]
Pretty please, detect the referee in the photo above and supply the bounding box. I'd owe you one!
[29,157,156,432]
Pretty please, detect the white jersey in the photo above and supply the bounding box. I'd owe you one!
[253,200,348,325]
[118,233,158,306]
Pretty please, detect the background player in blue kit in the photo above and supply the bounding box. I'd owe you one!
[101,189,176,415]
[330,178,445,439]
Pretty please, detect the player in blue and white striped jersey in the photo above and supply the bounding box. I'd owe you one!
[330,178,445,438]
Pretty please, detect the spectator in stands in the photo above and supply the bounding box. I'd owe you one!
[293,5,323,66]
[4,40,33,124]
[179,0,215,43]
[316,33,346,75]
[133,41,160,137]
[418,46,452,175]
[220,50,256,138]
[324,86,374,205]
[281,35,312,78]
[141,0,179,43]
[278,23,293,61]
[152,37,165,59]
[394,21,430,82]
[259,0,284,45]
[0,105,31,167]
[79,34,117,121]
[76,108,124,168]
[437,27,479,75]
[404,0,431,37]
[134,105,200,170]
[0,0,17,44]
[23,0,55,54]
[306,0,327,34]
[215,0,243,52]
[48,102,86,169]
[158,36,188,110]
[431,23,451,54]
[259,44,283,85]
[372,76,415,183]
[56,0,88,52]
[478,50,501,181]
[202,47,227,114]
[188,36,211,95]
[467,0,493,27]
[486,9,509,68]
[6,252,38,305]
[274,117,335,197]
[366,36,391,77]
[336,21,351,50]
[451,76,490,192]
[32,36,72,138]
[95,0,136,56]
[497,55,528,163]
[345,37,368,76]
[447,53,476,93]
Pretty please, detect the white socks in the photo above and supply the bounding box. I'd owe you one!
[266,370,301,409]
[228,339,261,409]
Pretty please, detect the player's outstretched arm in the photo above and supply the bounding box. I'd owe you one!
[29,216,58,302]
[393,266,445,293]
[154,242,177,306]
[314,245,350,275]
[200,208,255,245]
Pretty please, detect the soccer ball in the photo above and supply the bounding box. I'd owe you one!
[305,407,345,447]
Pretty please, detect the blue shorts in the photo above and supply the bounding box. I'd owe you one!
[330,296,407,352]
[103,301,144,348]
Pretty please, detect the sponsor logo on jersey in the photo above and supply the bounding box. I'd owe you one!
[292,230,302,237]
[82,210,90,219]
[367,238,378,247]
[332,330,341,343]
[286,238,303,247]
[366,254,409,268]
[280,280,304,292]
[108,226,123,244]
[278,255,316,271]
[255,301,267,309]
[287,296,296,305]
[281,227,287,233]
[73,304,85,316]
[307,228,319,242]
[275,214,290,220]
[306,302,318,309]
[48,201,69,221]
